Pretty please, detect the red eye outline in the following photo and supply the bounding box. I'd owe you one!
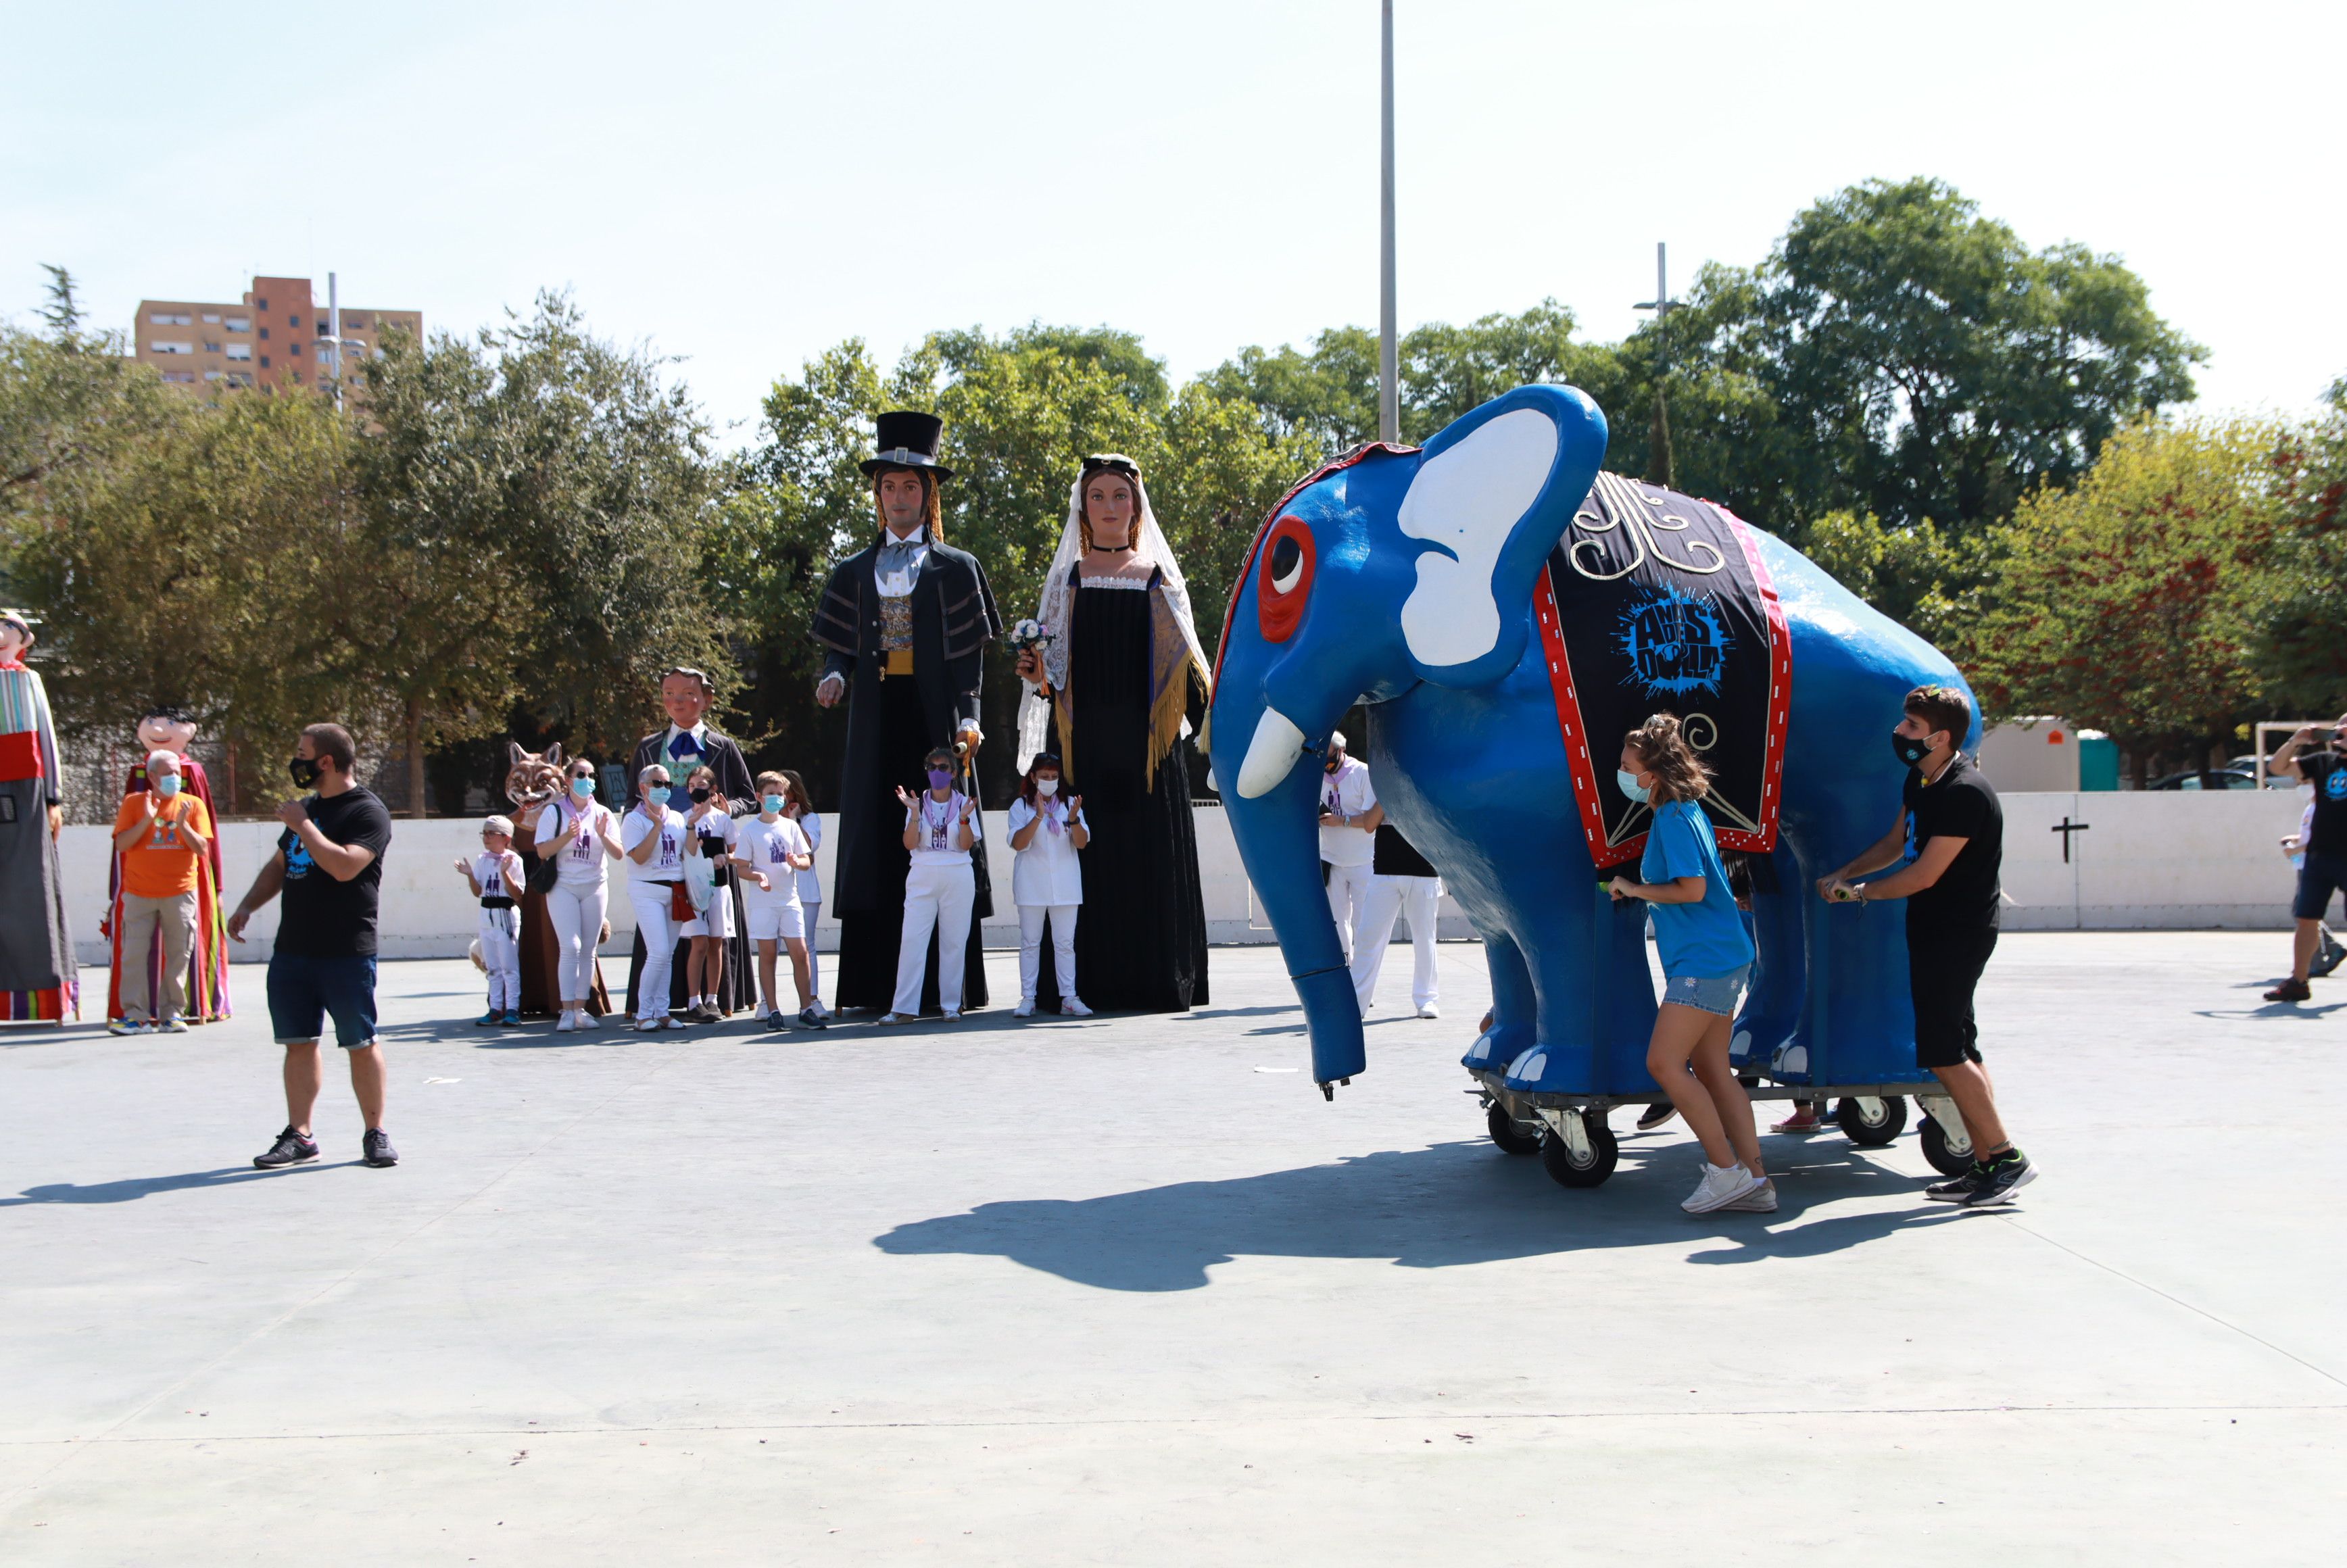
[1257,515,1315,643]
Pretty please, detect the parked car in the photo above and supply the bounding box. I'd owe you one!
[2230,755,2307,787]
[2148,767,2258,791]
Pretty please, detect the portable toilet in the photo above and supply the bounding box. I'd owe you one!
[1977,716,2081,792]
[2077,729,2119,791]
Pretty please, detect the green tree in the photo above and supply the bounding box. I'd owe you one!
[1664,178,2204,533]
[1962,417,2288,783]
[2244,379,2347,716]
[357,294,736,810]
[1201,301,1623,462]
[9,378,366,805]
[1799,510,1985,647]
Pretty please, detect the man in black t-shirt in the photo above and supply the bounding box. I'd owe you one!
[2263,712,2347,1004]
[1820,685,2035,1207]
[226,722,400,1170]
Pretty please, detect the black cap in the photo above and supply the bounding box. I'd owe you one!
[861,410,953,479]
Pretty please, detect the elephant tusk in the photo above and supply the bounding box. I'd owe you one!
[1235,708,1307,799]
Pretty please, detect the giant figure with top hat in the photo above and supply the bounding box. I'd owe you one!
[811,412,1003,1012]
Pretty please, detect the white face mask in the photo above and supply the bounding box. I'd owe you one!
[1035,779,1059,798]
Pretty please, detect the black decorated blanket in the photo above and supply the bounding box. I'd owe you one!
[1530,472,1790,869]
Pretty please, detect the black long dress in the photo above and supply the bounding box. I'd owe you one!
[1036,572,1209,1012]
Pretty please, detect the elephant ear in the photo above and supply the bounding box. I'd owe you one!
[1396,383,1607,689]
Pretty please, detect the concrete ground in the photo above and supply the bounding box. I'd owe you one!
[1,932,2341,1566]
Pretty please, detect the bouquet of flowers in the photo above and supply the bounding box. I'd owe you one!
[1008,618,1055,653]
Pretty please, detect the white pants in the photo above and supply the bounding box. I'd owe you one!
[894,862,975,1015]
[1017,903,1080,1002]
[803,900,821,1002]
[1350,873,1442,1013]
[629,883,681,1021]
[477,906,520,1012]
[546,882,607,1004]
[1324,860,1377,964]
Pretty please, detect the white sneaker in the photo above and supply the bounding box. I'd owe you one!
[1013,1000,1036,1018]
[877,1012,916,1025]
[553,1011,574,1033]
[635,1017,664,1033]
[1061,997,1092,1017]
[662,1016,687,1030]
[1683,1162,1766,1215]
[1416,1004,1441,1020]
[1723,1177,1779,1212]
[940,1009,961,1022]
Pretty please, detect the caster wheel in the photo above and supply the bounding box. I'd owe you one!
[1835,1094,1908,1147]
[1918,1111,1974,1176]
[1539,1114,1620,1189]
[1486,1103,1543,1156]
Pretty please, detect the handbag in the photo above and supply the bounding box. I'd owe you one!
[668,882,695,923]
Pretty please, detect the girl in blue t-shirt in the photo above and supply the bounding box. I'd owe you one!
[1607,714,1770,1215]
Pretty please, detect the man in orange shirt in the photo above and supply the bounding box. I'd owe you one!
[110,750,214,1034]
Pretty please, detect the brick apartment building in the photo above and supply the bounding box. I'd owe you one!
[130,274,420,397]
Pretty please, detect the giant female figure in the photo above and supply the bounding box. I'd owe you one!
[1015,456,1211,1012]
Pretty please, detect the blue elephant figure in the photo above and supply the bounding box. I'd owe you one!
[1207,384,1979,1100]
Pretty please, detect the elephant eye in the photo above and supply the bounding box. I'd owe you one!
[1269,535,1303,594]
[1256,515,1315,643]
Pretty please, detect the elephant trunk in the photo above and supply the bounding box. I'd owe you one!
[1219,716,1367,1089]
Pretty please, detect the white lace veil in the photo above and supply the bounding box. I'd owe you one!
[1014,464,1211,774]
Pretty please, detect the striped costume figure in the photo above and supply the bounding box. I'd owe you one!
[0,612,75,1023]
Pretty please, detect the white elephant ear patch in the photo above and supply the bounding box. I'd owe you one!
[1397,408,1558,668]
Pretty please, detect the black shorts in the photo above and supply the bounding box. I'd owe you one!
[1908,927,1997,1071]
[2294,852,2347,923]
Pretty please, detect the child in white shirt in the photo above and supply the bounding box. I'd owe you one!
[1007,751,1092,1019]
[779,769,825,1012]
[884,745,978,1023]
[733,769,819,1029]
[455,814,527,1026]
[679,764,739,1021]
[622,762,695,1030]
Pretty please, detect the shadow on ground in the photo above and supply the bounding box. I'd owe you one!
[874,1138,1966,1290]
[1,1164,328,1205]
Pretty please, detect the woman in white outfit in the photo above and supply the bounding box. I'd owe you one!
[623,760,694,1031]
[881,744,978,1024]
[779,770,825,1013]
[531,757,624,1033]
[1007,751,1091,1019]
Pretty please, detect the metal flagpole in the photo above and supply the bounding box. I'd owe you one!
[1378,0,1399,445]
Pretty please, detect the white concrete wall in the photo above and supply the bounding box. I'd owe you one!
[59,789,2306,965]
[1995,789,2306,930]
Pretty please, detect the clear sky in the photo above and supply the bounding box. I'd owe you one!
[6,1,2340,443]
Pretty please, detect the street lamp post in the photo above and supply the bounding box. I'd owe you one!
[1633,241,1679,487]
[1378,0,1399,445]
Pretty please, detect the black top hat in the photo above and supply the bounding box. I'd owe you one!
[861,410,954,479]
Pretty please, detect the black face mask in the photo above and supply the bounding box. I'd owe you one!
[289,756,323,789]
[689,786,712,804]
[1890,731,1935,768]
[1324,754,1342,775]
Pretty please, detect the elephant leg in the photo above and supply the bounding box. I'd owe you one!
[1497,885,1660,1096]
[1735,843,1808,1071]
[1463,925,1538,1073]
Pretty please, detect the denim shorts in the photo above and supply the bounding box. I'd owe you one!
[1661,965,1750,1018]
[268,952,380,1049]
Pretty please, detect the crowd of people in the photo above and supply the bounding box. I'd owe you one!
[35,412,2336,1212]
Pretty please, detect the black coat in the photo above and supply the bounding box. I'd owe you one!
[813,535,1002,914]
[627,727,756,811]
